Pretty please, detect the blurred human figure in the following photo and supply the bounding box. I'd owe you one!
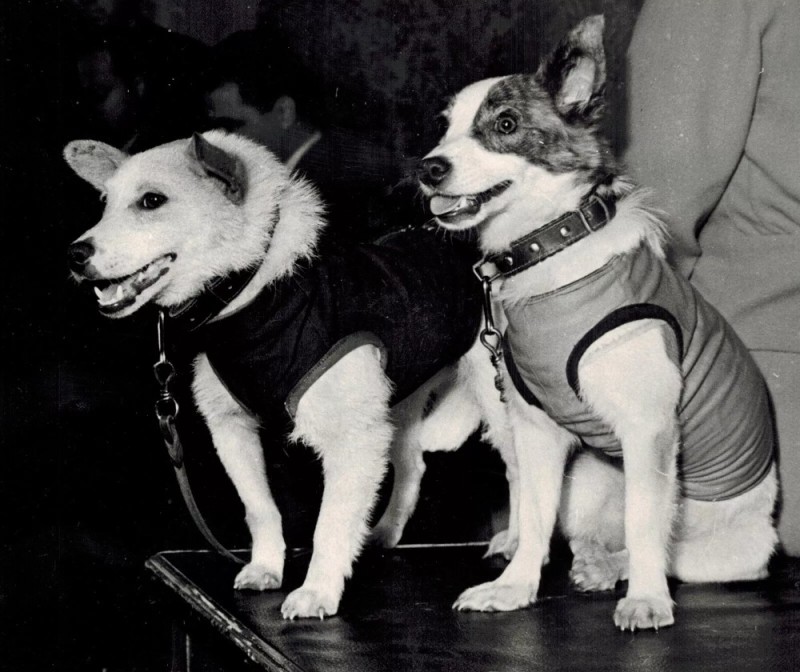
[625,0,800,554]
[205,29,422,238]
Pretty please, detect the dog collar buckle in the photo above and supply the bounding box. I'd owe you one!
[578,194,612,233]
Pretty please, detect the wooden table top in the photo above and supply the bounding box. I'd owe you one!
[147,544,800,672]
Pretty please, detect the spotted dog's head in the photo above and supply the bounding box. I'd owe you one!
[419,15,615,243]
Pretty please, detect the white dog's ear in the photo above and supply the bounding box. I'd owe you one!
[536,14,607,121]
[188,133,247,205]
[63,140,128,191]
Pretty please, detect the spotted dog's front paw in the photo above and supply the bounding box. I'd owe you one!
[570,544,627,592]
[281,586,340,620]
[233,563,282,591]
[453,580,537,612]
[614,595,674,631]
[484,529,518,561]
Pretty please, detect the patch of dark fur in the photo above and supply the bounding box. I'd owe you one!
[537,43,605,125]
[470,74,617,182]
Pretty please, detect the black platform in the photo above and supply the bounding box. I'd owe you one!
[146,545,800,671]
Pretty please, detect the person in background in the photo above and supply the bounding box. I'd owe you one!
[624,0,800,554]
[204,28,423,239]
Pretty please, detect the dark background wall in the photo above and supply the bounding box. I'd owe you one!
[0,1,643,670]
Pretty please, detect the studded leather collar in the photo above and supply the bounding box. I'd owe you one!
[480,194,616,279]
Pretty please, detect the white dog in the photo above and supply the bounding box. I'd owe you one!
[64,130,513,619]
[419,15,778,630]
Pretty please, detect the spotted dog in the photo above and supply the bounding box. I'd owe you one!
[419,15,777,630]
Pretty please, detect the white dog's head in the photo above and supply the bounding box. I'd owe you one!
[64,131,321,318]
[419,15,615,249]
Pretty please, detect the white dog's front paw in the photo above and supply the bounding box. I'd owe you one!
[614,596,674,631]
[453,580,537,612]
[484,529,518,560]
[570,544,627,592]
[233,562,283,591]
[281,586,340,620]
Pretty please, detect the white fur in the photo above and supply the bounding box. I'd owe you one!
[444,77,508,138]
[425,44,778,630]
[65,131,516,619]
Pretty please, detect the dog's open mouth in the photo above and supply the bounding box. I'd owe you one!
[90,253,176,314]
[429,181,512,224]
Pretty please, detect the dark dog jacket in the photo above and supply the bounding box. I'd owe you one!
[192,229,481,420]
[503,245,774,502]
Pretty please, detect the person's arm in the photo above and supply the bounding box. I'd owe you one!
[624,0,766,276]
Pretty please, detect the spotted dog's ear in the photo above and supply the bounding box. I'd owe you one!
[63,140,128,191]
[535,14,607,122]
[188,132,247,205]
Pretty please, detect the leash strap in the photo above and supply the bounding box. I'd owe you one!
[154,309,244,565]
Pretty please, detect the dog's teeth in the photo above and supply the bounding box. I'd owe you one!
[114,285,124,300]
[94,286,103,300]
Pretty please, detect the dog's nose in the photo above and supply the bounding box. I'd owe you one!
[418,156,452,188]
[68,240,96,273]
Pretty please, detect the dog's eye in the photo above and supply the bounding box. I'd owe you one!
[495,114,518,135]
[138,192,168,210]
[434,112,450,138]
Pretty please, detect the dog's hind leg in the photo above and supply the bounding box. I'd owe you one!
[560,452,629,591]
[286,344,392,619]
[193,354,286,591]
[371,366,481,548]
[669,465,778,583]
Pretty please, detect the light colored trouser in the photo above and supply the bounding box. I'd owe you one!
[753,350,800,556]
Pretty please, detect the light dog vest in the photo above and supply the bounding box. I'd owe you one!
[192,229,481,420]
[503,245,774,502]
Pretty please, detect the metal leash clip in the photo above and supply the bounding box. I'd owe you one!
[154,309,183,468]
[474,262,506,403]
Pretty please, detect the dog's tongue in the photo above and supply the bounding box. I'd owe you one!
[430,194,470,216]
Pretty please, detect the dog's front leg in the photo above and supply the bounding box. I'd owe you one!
[454,396,573,612]
[193,354,286,590]
[284,345,392,619]
[579,324,682,630]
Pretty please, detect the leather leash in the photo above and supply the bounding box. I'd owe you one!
[154,308,244,565]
